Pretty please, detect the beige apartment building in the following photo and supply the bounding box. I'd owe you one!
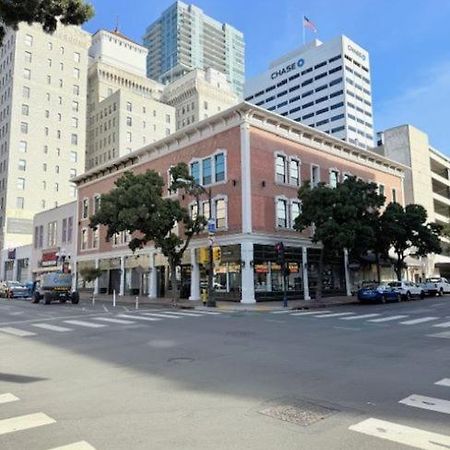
[162,67,239,130]
[86,30,176,170]
[0,22,90,250]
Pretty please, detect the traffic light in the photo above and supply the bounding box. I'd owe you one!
[275,242,285,265]
[213,246,222,263]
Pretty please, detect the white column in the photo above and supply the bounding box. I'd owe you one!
[12,259,18,281]
[302,247,310,300]
[119,256,125,296]
[71,259,77,291]
[189,249,200,301]
[266,263,272,292]
[93,258,99,295]
[240,241,256,304]
[148,252,157,299]
[240,122,252,234]
[344,248,352,297]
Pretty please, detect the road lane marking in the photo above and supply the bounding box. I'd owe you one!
[428,331,450,339]
[436,379,450,387]
[47,441,96,450]
[271,310,292,314]
[290,310,331,316]
[193,310,222,315]
[0,412,56,435]
[349,417,450,450]
[340,314,381,320]
[0,327,36,337]
[142,313,182,319]
[32,323,73,332]
[0,393,19,404]
[63,320,106,328]
[368,315,408,323]
[314,312,355,318]
[117,314,161,322]
[400,317,439,325]
[92,317,135,324]
[399,394,450,415]
[159,311,203,317]
[433,321,450,328]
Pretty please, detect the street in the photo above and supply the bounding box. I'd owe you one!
[0,297,449,449]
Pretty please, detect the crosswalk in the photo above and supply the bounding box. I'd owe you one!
[0,309,225,339]
[349,376,450,449]
[271,308,450,338]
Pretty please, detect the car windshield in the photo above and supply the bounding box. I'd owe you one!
[426,278,441,282]
[7,281,22,286]
[388,282,401,287]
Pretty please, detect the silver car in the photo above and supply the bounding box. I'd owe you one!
[0,281,30,298]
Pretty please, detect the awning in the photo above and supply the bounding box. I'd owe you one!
[433,254,450,267]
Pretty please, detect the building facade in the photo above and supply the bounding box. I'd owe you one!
[162,67,239,130]
[0,22,90,249]
[245,36,374,149]
[86,30,176,170]
[73,103,404,303]
[0,245,32,283]
[143,1,245,97]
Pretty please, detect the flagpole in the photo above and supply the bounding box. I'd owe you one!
[302,15,306,45]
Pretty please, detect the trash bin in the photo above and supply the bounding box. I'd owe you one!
[201,288,208,305]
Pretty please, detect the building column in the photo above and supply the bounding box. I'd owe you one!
[302,247,310,300]
[71,259,77,291]
[148,252,157,299]
[240,241,256,304]
[93,258,99,295]
[12,259,18,281]
[119,256,125,296]
[344,248,352,297]
[189,249,200,301]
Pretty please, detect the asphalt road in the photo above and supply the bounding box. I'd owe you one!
[0,296,449,450]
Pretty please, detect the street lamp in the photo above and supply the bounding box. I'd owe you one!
[177,178,216,307]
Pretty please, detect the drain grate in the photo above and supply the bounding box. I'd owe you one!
[259,398,338,426]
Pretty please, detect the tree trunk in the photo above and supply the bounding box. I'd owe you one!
[169,262,179,307]
[394,254,403,281]
[316,247,324,301]
[375,252,381,283]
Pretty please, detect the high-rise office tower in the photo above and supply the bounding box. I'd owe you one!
[0,22,91,249]
[143,1,245,97]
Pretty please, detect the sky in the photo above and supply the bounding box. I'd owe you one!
[83,0,450,154]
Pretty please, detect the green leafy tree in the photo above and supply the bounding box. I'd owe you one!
[0,0,94,45]
[295,177,385,300]
[90,164,206,305]
[380,203,442,280]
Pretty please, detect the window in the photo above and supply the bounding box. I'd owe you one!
[17,178,25,190]
[72,101,79,112]
[276,155,286,183]
[47,221,57,247]
[70,151,78,162]
[48,42,53,50]
[25,34,33,46]
[71,134,78,145]
[48,58,52,67]
[19,141,27,153]
[23,68,31,80]
[190,161,200,184]
[70,169,77,178]
[16,197,24,209]
[54,183,59,192]
[55,165,60,174]
[93,195,101,213]
[73,85,80,96]
[291,201,301,227]
[24,51,32,63]
[81,228,88,250]
[72,117,78,128]
[23,86,30,98]
[62,218,67,243]
[215,198,226,228]
[92,228,99,248]
[73,52,81,63]
[202,158,212,185]
[126,132,132,143]
[47,75,51,84]
[392,188,397,203]
[67,217,73,242]
[379,184,385,196]
[289,159,300,186]
[215,153,225,182]
[18,159,26,171]
[166,114,171,123]
[126,102,132,112]
[43,163,47,171]
[126,116,132,126]
[311,165,320,187]
[34,226,39,249]
[73,68,80,79]
[329,169,340,188]
[190,203,198,220]
[277,199,288,228]
[82,198,89,219]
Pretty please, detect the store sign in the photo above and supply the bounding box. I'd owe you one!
[7,248,16,260]
[271,58,305,80]
[221,245,240,263]
[288,262,299,273]
[40,251,57,267]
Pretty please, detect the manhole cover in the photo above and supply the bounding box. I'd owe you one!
[259,399,338,426]
[167,357,195,364]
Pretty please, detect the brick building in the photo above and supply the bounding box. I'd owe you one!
[73,103,404,303]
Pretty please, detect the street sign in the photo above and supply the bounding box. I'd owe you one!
[207,219,216,234]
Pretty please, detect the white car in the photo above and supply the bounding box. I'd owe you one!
[387,281,425,301]
[424,277,450,296]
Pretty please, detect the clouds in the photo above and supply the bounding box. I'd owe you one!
[375,59,450,153]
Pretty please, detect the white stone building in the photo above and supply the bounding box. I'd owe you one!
[0,22,90,250]
[0,245,32,283]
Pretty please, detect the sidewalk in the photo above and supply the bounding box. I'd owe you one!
[79,292,357,312]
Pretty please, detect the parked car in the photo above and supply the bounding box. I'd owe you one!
[424,277,450,296]
[387,281,425,300]
[357,283,401,303]
[0,281,30,298]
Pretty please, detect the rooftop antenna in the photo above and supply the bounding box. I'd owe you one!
[114,16,119,32]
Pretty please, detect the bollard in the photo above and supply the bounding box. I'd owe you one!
[113,290,116,308]
[135,296,139,310]
[92,294,95,307]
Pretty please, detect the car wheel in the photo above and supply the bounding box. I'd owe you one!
[31,292,40,304]
[381,295,387,304]
[398,294,403,302]
[71,292,80,304]
[420,291,425,299]
[439,288,444,297]
[406,291,411,301]
[44,293,52,305]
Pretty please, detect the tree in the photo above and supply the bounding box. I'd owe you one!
[0,0,94,45]
[79,267,102,284]
[295,177,385,300]
[380,203,442,280]
[90,164,206,305]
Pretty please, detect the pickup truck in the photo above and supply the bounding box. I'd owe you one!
[32,272,79,305]
[424,277,450,296]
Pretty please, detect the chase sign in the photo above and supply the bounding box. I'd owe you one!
[271,58,305,80]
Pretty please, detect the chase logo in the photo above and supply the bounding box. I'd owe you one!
[271,58,306,80]
[347,45,366,61]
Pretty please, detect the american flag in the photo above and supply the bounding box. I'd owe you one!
[303,16,317,33]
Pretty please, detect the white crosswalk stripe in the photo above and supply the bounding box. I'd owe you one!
[64,320,106,328]
[400,317,439,325]
[399,394,450,415]
[368,315,409,323]
[0,327,36,337]
[349,417,450,450]
[92,317,135,324]
[117,314,161,322]
[433,321,450,328]
[340,313,381,320]
[32,323,73,332]
[193,310,222,315]
[0,393,19,404]
[0,412,56,436]
[290,310,331,316]
[142,313,182,319]
[435,378,450,387]
[271,310,292,314]
[428,331,450,339]
[47,441,96,450]
[314,312,355,318]
[160,311,203,317]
